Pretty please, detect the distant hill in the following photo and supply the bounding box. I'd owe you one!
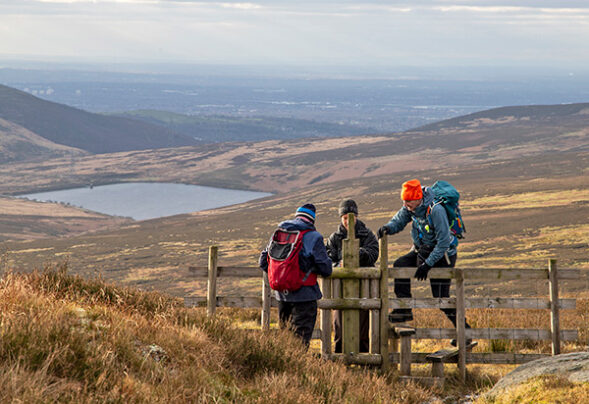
[112,110,375,143]
[413,103,589,133]
[0,84,199,154]
[0,118,88,163]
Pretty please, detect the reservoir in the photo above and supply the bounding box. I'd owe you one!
[21,182,271,220]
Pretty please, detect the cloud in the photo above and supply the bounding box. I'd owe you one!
[1,0,588,67]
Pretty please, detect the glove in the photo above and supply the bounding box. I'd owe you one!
[414,262,432,281]
[377,226,388,239]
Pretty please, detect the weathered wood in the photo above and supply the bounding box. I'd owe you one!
[400,334,413,376]
[370,278,380,354]
[549,259,560,355]
[390,327,578,341]
[342,213,360,354]
[391,326,416,337]
[426,342,477,363]
[389,297,576,310]
[328,353,382,366]
[379,235,390,371]
[320,278,332,357]
[261,271,271,331]
[389,352,549,365]
[330,267,381,279]
[431,362,444,378]
[317,298,380,310]
[388,267,579,280]
[312,328,321,339]
[465,353,549,364]
[456,268,466,381]
[207,246,218,317]
[190,265,579,280]
[342,279,360,353]
[188,266,261,278]
[185,296,268,308]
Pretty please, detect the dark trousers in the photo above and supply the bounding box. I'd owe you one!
[278,300,318,348]
[333,309,370,353]
[393,249,470,329]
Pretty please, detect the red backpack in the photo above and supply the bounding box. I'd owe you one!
[267,228,317,292]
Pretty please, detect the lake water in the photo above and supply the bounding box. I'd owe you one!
[21,183,271,220]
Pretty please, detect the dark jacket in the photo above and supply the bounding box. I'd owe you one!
[382,186,457,267]
[326,219,379,267]
[259,217,332,302]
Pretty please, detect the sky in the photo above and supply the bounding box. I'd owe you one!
[1,0,589,69]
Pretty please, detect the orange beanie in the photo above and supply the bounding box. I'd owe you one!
[401,179,423,201]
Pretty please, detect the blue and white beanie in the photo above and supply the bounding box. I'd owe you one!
[295,203,316,223]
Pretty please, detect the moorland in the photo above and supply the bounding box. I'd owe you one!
[0,87,588,402]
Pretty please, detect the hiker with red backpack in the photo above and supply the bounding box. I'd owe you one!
[377,179,472,346]
[259,203,332,347]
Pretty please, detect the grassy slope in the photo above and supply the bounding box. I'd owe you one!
[0,197,132,241]
[0,265,437,403]
[0,118,88,164]
[0,85,199,154]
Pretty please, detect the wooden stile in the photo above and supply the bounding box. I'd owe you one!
[320,278,332,357]
[455,268,466,381]
[207,246,218,317]
[549,259,560,355]
[388,267,578,280]
[342,213,360,354]
[379,235,390,371]
[261,271,271,331]
[370,278,380,354]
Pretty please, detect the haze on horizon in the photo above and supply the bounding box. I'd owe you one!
[1,0,589,72]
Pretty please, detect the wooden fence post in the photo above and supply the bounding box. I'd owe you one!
[320,278,333,357]
[548,259,560,355]
[261,271,271,331]
[369,277,380,354]
[207,246,218,317]
[379,234,390,371]
[455,268,466,381]
[342,213,360,354]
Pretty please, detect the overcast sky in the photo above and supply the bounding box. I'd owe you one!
[1,0,589,68]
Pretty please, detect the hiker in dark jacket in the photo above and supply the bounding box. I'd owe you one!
[259,203,332,347]
[378,179,471,346]
[326,199,379,353]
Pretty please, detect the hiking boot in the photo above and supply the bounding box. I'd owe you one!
[450,339,473,347]
[388,310,413,323]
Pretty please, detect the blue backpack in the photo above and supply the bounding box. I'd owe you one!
[428,180,466,239]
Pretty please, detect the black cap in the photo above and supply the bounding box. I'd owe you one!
[338,199,358,217]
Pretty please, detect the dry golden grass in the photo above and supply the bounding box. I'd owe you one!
[0,264,445,403]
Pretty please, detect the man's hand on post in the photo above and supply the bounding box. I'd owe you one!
[414,262,432,281]
[377,226,388,239]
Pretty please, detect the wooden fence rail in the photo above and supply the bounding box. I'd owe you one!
[185,214,579,383]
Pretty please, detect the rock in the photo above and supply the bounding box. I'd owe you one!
[486,352,589,398]
[142,344,169,363]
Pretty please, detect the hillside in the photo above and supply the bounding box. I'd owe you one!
[113,110,376,143]
[0,102,586,195]
[0,266,435,403]
[0,118,88,163]
[0,84,199,155]
[0,196,132,241]
[3,150,587,296]
[413,103,589,133]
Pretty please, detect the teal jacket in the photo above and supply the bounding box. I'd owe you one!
[382,186,457,267]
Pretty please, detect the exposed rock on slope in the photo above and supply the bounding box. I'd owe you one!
[486,352,589,399]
